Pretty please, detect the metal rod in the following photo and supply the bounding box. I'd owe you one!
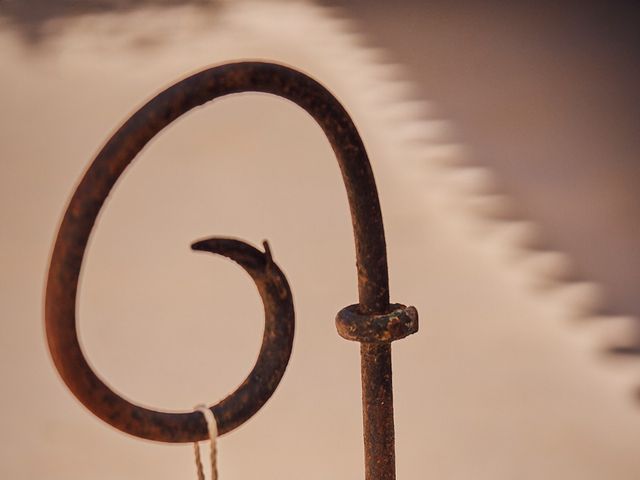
[45,62,418,480]
[361,343,396,480]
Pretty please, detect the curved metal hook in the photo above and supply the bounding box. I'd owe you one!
[190,237,295,437]
[45,62,417,479]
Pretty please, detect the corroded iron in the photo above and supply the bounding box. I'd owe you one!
[336,303,418,343]
[45,61,418,480]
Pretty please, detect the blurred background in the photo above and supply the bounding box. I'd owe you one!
[1,1,639,478]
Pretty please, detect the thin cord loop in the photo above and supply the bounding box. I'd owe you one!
[194,405,218,480]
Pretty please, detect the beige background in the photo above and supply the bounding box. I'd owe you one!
[1,2,638,479]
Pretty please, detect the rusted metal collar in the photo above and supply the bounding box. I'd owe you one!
[336,304,418,343]
[45,62,418,480]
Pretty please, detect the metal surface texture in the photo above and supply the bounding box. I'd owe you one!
[336,303,419,343]
[45,61,418,480]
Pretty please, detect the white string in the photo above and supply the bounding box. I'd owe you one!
[193,405,218,480]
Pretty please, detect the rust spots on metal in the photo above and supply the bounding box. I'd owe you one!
[336,304,418,343]
[44,62,417,480]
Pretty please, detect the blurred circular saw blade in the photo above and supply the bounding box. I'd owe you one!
[1,1,639,479]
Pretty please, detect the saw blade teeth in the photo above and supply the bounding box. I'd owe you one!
[389,119,452,144]
[421,143,472,166]
[595,316,640,357]
[464,193,519,220]
[305,1,640,383]
[351,47,395,67]
[379,100,434,122]
[344,65,408,93]
[554,281,606,319]
[235,0,640,396]
[357,80,418,105]
[520,250,575,284]
[490,220,542,253]
[445,166,499,196]
[413,121,457,145]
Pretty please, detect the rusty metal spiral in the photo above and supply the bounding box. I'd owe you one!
[45,62,417,480]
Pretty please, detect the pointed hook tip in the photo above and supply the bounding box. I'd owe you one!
[190,239,209,252]
[262,240,273,265]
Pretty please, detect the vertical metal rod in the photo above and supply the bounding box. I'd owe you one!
[361,343,395,480]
